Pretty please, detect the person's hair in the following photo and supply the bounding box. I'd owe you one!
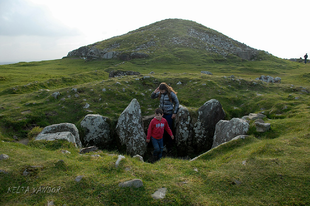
[155,108,163,115]
[158,82,177,102]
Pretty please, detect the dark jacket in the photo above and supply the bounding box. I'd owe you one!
[151,91,179,114]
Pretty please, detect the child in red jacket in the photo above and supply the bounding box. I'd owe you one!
[146,108,174,161]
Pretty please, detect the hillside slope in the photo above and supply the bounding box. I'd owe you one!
[67,19,261,62]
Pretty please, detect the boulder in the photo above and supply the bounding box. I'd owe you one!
[35,123,82,148]
[116,99,147,156]
[80,114,112,148]
[212,118,249,148]
[35,132,77,147]
[193,99,225,152]
[174,105,194,155]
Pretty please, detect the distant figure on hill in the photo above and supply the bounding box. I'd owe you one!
[304,53,308,64]
[151,82,179,154]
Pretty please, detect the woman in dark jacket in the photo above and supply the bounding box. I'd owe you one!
[151,82,179,153]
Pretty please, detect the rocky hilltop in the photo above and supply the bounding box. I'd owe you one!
[67,19,259,61]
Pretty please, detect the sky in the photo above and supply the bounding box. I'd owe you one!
[0,0,309,63]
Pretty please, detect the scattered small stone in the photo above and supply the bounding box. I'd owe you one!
[242,160,246,165]
[83,103,90,109]
[151,188,167,199]
[0,170,8,174]
[0,154,9,160]
[79,146,98,154]
[23,169,29,176]
[119,179,143,188]
[255,122,271,132]
[177,81,182,85]
[115,155,125,168]
[194,168,198,172]
[232,179,242,185]
[75,175,84,182]
[91,154,100,158]
[133,154,144,162]
[201,71,213,75]
[47,200,55,206]
[52,92,60,99]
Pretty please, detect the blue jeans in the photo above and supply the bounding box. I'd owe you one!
[163,114,174,151]
[151,137,163,159]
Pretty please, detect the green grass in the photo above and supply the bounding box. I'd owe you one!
[0,51,310,205]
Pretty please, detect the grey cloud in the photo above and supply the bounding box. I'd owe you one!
[0,0,79,36]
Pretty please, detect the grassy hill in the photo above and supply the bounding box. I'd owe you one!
[0,19,310,205]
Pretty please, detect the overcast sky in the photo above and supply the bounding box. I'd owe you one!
[0,0,309,63]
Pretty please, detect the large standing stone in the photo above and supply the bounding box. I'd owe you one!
[80,114,112,148]
[116,99,147,156]
[193,99,225,152]
[174,105,193,155]
[212,118,249,148]
[35,123,82,148]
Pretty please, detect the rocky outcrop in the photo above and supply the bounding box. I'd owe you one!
[80,114,112,148]
[212,118,249,148]
[67,45,149,61]
[109,70,140,78]
[193,99,226,152]
[35,123,82,147]
[67,45,119,60]
[255,75,281,83]
[116,99,147,156]
[188,28,258,60]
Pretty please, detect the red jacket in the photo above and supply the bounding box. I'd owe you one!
[147,117,173,140]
